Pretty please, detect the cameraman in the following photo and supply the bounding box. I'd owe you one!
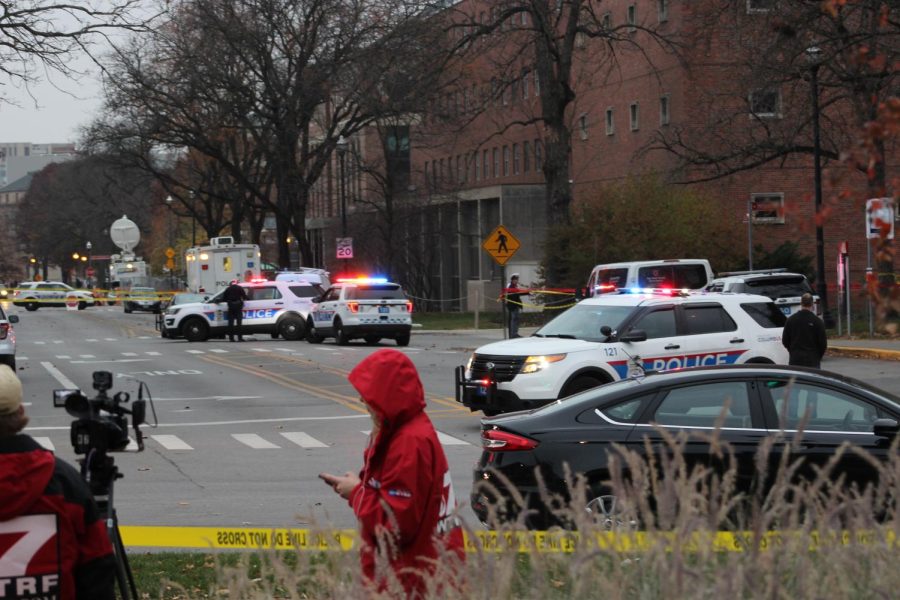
[0,366,116,600]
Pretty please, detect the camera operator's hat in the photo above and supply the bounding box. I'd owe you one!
[0,365,22,416]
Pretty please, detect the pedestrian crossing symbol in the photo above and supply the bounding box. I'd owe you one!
[482,225,520,266]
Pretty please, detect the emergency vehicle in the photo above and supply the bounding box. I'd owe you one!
[455,289,789,415]
[185,237,261,294]
[306,277,413,346]
[162,277,323,341]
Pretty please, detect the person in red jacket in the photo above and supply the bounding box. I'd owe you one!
[0,365,116,600]
[320,349,465,597]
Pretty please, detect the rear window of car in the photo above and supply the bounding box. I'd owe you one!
[742,276,813,299]
[348,284,405,300]
[638,264,708,289]
[596,268,628,287]
[741,302,787,328]
[289,284,324,298]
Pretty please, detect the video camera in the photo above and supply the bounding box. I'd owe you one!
[53,371,152,455]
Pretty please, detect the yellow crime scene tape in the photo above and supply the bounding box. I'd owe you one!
[119,526,897,553]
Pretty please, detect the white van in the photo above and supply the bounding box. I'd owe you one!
[586,259,713,296]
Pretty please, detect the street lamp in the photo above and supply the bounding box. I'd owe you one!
[85,241,92,287]
[806,46,832,326]
[336,136,348,238]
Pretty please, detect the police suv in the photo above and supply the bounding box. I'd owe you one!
[307,277,413,346]
[162,278,324,342]
[455,290,789,415]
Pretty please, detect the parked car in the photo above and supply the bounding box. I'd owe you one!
[703,269,819,317]
[160,293,206,338]
[123,287,163,314]
[586,259,714,296]
[471,364,900,529]
[0,304,19,369]
[12,281,96,311]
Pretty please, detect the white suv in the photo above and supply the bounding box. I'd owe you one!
[0,305,19,370]
[455,290,788,415]
[162,278,324,342]
[306,278,413,346]
[703,269,818,317]
[12,282,96,311]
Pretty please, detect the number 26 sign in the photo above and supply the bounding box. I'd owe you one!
[336,237,354,259]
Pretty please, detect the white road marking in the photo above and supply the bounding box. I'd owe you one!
[56,355,71,359]
[186,350,205,354]
[52,340,63,344]
[26,414,370,431]
[40,362,78,389]
[71,359,151,364]
[32,437,55,451]
[122,352,138,356]
[137,336,153,339]
[232,433,280,449]
[104,338,116,341]
[251,348,271,352]
[150,395,262,402]
[280,432,328,448]
[34,342,45,345]
[146,352,162,356]
[151,435,194,450]
[79,355,96,359]
[17,357,27,361]
[86,339,99,342]
[362,429,469,446]
[209,349,228,354]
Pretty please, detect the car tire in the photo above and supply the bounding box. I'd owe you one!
[363,335,381,345]
[160,327,169,339]
[270,332,280,339]
[124,304,132,314]
[182,318,210,342]
[279,317,305,341]
[77,301,87,310]
[482,409,500,417]
[334,320,350,346]
[25,301,38,312]
[745,357,774,364]
[559,375,606,399]
[306,319,324,344]
[1,356,14,371]
[395,333,410,347]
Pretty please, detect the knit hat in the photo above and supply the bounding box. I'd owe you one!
[0,365,22,416]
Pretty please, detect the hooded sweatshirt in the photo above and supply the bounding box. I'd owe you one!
[347,349,464,596]
[0,434,115,600]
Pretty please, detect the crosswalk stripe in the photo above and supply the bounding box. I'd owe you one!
[362,430,469,447]
[33,437,55,451]
[104,338,116,341]
[280,432,328,448]
[86,339,98,342]
[146,352,162,356]
[232,433,280,449]
[56,355,71,359]
[251,348,271,352]
[80,355,96,359]
[186,350,205,354]
[122,352,138,356]
[151,435,194,450]
[209,349,229,354]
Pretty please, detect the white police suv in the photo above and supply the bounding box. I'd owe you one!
[306,277,413,346]
[455,290,789,415]
[162,278,324,342]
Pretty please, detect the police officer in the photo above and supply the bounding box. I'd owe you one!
[223,279,249,342]
[781,293,827,368]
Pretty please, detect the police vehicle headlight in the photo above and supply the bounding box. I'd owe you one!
[520,354,567,374]
[167,307,181,315]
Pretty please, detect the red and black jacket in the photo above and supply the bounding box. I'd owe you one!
[0,434,115,600]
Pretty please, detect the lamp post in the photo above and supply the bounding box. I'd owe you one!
[85,241,92,287]
[165,196,176,288]
[189,190,197,246]
[336,136,348,238]
[806,46,832,326]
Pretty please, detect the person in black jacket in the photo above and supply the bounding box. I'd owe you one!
[504,273,524,338]
[781,293,827,368]
[0,365,116,600]
[222,280,249,342]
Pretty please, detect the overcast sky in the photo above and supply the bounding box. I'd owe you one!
[1,73,102,145]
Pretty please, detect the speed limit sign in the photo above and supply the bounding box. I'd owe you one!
[336,237,353,259]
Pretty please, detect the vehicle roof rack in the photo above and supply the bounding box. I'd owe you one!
[717,268,788,277]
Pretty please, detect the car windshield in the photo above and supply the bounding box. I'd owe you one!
[171,293,205,305]
[535,303,634,341]
[349,284,405,300]
[743,276,813,299]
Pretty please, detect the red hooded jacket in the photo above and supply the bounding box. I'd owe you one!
[0,434,115,600]
[347,349,464,596]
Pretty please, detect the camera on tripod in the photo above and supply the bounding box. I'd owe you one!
[53,370,149,454]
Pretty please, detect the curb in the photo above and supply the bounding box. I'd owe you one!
[828,346,900,362]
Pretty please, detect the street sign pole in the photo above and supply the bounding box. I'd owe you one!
[481,225,521,340]
[501,265,507,340]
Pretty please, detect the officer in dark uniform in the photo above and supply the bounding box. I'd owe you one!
[781,293,827,368]
[223,280,249,342]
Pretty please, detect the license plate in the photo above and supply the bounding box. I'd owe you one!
[378,306,390,314]
[780,306,792,315]
[476,385,487,397]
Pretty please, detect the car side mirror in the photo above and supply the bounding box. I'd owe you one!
[873,418,899,439]
[619,329,647,343]
[203,295,210,302]
[8,315,19,324]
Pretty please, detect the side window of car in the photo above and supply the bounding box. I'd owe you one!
[652,382,753,428]
[741,302,787,328]
[631,308,677,339]
[248,287,281,301]
[764,380,888,432]
[682,304,737,335]
[600,396,648,423]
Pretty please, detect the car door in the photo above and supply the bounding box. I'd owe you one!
[38,283,63,306]
[677,303,747,367]
[311,287,341,333]
[758,377,894,494]
[242,285,283,332]
[618,305,685,372]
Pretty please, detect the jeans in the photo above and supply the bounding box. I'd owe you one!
[508,309,520,338]
[227,305,244,340]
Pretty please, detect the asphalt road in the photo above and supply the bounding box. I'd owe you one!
[7,303,900,533]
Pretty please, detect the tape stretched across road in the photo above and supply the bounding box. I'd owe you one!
[119,526,897,553]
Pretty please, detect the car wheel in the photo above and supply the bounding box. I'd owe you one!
[1,356,14,371]
[160,327,169,339]
[334,320,350,345]
[306,319,324,344]
[745,357,774,364]
[182,318,210,342]
[482,409,500,417]
[25,301,38,312]
[279,317,305,341]
[363,335,381,345]
[270,332,280,339]
[395,333,410,347]
[559,375,606,399]
[77,301,87,310]
[586,494,637,530]
[124,304,132,314]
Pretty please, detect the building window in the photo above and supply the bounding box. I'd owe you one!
[747,0,775,13]
[659,94,670,126]
[456,155,462,183]
[535,139,543,171]
[749,88,782,118]
[503,145,510,176]
[579,114,589,140]
[493,147,500,178]
[534,69,540,95]
[750,193,785,224]
[629,103,639,131]
[658,0,668,22]
[513,143,521,174]
[606,107,615,135]
[483,149,490,179]
[523,141,531,172]
[474,152,480,181]
[626,5,636,31]
[521,68,530,98]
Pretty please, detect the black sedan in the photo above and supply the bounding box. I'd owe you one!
[472,364,900,528]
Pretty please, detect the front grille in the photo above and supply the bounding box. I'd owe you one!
[471,354,526,382]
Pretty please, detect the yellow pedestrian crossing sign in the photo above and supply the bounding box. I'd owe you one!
[483,225,520,266]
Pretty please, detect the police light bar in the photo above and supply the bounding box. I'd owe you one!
[625,287,690,296]
[248,277,269,284]
[335,276,389,284]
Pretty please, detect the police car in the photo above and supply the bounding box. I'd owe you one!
[306,277,413,346]
[702,269,819,317]
[455,289,789,415]
[162,278,325,342]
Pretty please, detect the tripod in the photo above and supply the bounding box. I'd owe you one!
[81,450,138,600]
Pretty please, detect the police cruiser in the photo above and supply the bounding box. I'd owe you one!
[162,278,324,342]
[455,289,788,415]
[307,277,413,346]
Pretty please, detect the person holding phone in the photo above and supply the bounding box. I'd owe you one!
[319,349,464,597]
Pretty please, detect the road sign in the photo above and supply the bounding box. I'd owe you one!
[165,258,175,270]
[65,294,79,311]
[165,247,176,259]
[482,225,520,266]
[866,198,895,240]
[336,237,353,259]
[86,267,95,277]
